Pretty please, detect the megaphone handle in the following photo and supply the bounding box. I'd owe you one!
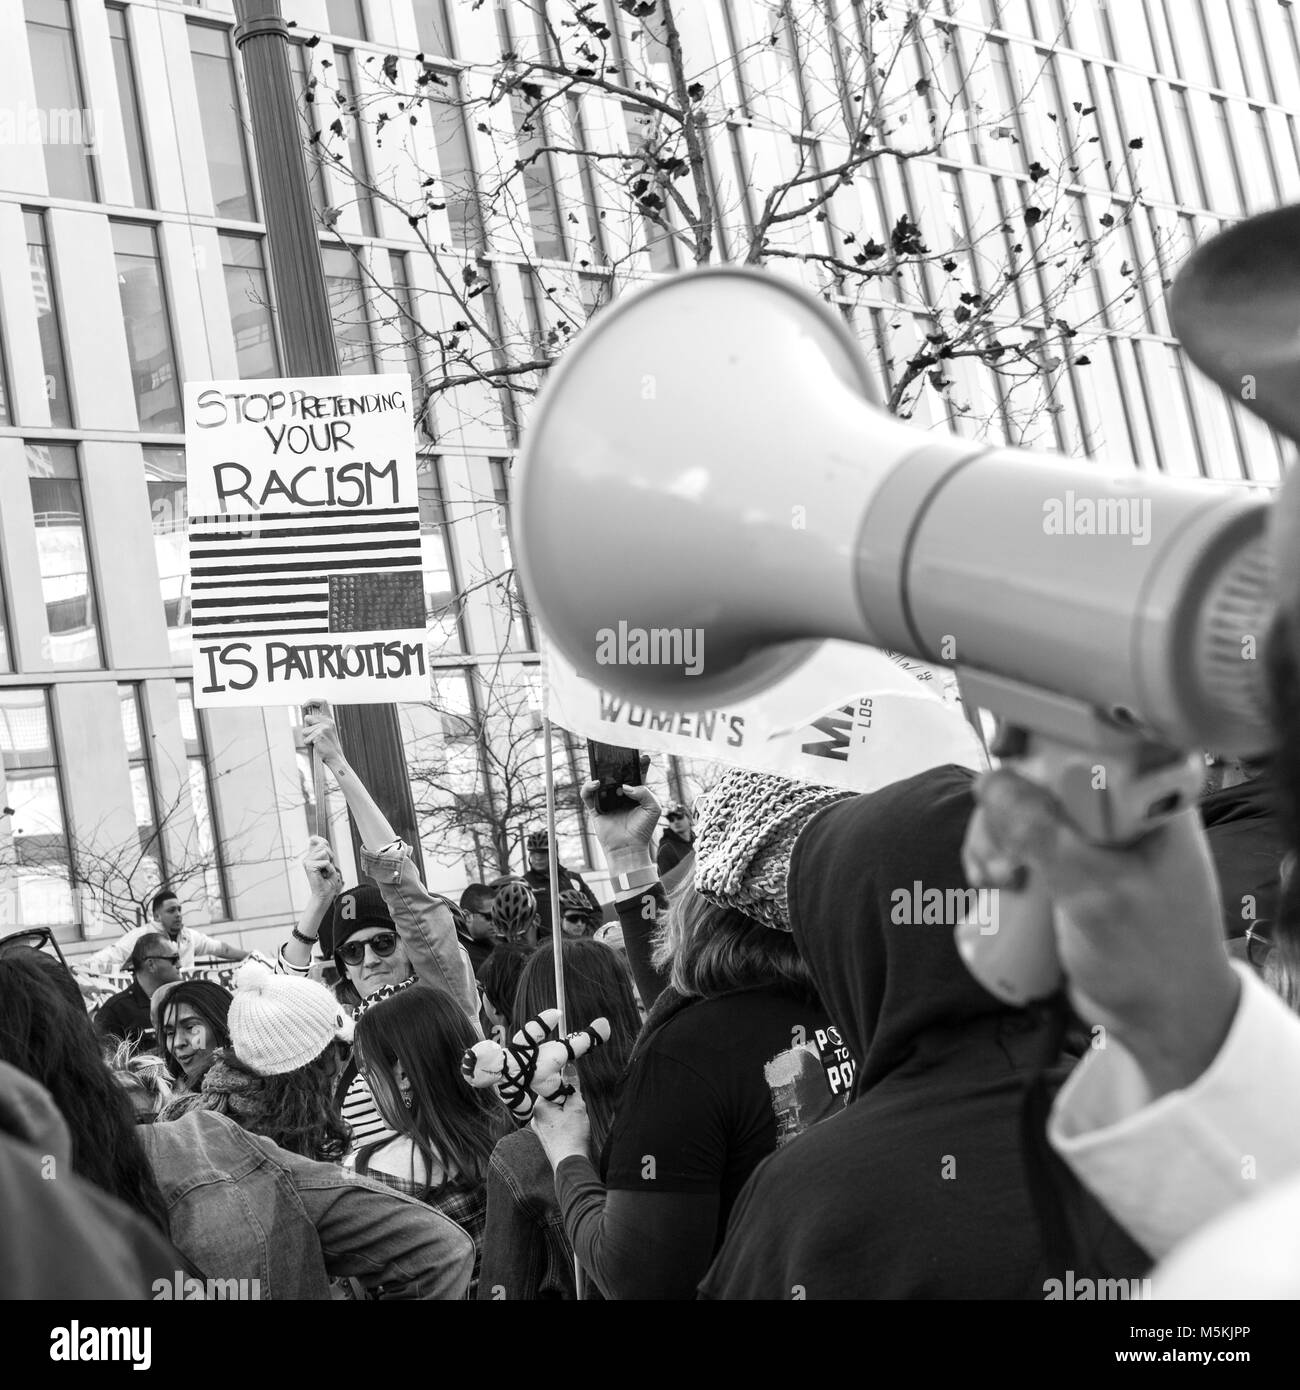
[955,877,1063,1007]
[950,683,1205,1007]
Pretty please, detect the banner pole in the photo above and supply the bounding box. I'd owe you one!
[541,713,566,1035]
[540,703,582,1298]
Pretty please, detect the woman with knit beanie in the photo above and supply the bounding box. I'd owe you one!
[160,960,353,1162]
[348,982,510,1297]
[528,765,850,1299]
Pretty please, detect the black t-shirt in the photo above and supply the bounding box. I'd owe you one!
[602,987,852,1243]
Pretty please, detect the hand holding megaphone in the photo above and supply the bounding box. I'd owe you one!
[515,267,1274,1006]
[965,764,1240,1093]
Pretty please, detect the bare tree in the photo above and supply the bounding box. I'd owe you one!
[285,0,1168,858]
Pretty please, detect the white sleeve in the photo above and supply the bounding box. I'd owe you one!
[81,927,144,976]
[1049,963,1300,1258]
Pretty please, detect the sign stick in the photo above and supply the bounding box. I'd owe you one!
[541,711,583,1298]
[302,700,331,842]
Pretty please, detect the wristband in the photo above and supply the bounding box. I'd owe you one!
[291,927,319,945]
[610,865,658,893]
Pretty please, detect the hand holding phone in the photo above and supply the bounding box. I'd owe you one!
[586,740,643,815]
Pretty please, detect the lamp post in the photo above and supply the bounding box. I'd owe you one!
[232,0,425,878]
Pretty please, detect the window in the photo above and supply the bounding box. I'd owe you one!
[106,5,152,208]
[26,443,101,669]
[0,300,13,428]
[335,49,377,237]
[321,246,376,374]
[143,446,190,661]
[112,221,182,432]
[176,681,227,918]
[623,105,677,272]
[292,39,331,223]
[417,457,464,654]
[512,94,566,261]
[388,251,423,389]
[24,0,97,201]
[220,234,279,379]
[0,542,11,670]
[426,70,483,247]
[490,457,536,650]
[0,689,74,928]
[24,209,73,429]
[400,671,490,883]
[415,0,455,58]
[325,0,366,40]
[119,684,166,894]
[189,22,255,220]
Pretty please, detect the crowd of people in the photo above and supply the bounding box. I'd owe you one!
[3,548,1300,1301]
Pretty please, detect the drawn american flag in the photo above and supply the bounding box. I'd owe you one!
[189,506,426,641]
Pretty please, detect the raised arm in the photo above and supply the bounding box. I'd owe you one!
[580,762,670,1010]
[279,836,343,975]
[302,712,479,1024]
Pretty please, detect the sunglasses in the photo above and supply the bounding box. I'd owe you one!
[144,953,180,965]
[666,812,687,821]
[563,913,589,924]
[0,926,68,966]
[1245,923,1273,971]
[338,931,400,967]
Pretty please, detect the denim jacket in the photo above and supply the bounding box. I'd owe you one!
[142,1110,475,1299]
[478,1128,601,1301]
[360,841,481,1029]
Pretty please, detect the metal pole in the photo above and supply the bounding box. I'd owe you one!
[232,0,425,880]
[541,710,581,1297]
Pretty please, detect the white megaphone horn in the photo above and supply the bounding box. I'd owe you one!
[514,267,1275,1005]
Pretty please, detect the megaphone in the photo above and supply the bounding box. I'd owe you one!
[515,267,1275,1003]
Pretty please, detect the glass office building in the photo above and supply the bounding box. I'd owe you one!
[0,0,1292,956]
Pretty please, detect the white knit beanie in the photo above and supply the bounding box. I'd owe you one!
[228,960,354,1076]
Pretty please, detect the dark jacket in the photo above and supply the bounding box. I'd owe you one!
[655,829,694,878]
[478,1128,601,1301]
[94,979,158,1051]
[1199,775,1286,939]
[524,865,601,938]
[699,765,1150,1300]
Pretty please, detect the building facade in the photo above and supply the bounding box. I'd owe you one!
[0,0,1293,961]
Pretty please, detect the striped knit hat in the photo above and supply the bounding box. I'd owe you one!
[228,960,353,1076]
[692,770,855,931]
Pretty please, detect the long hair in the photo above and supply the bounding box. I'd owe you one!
[651,868,820,1005]
[159,1047,350,1162]
[478,943,533,1022]
[354,985,507,1194]
[0,955,170,1233]
[155,979,233,1083]
[513,940,641,1152]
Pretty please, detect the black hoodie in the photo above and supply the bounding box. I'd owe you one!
[698,764,1150,1300]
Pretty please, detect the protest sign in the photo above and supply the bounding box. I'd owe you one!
[544,638,987,792]
[184,375,429,707]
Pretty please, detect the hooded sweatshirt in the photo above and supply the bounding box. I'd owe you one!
[1198,774,1285,939]
[698,764,1150,1300]
[0,1061,175,1297]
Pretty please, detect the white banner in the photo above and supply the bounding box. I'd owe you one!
[544,639,987,792]
[185,375,429,707]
